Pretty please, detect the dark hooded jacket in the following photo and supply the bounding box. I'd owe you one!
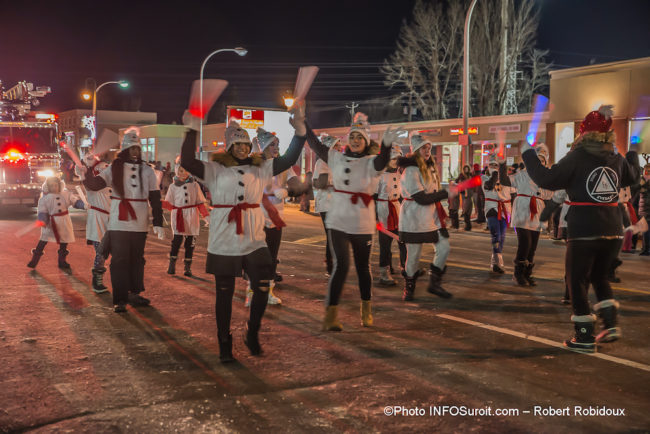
[522,139,639,240]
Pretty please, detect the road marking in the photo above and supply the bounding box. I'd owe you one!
[290,235,327,245]
[437,313,650,373]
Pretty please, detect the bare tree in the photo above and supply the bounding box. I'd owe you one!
[383,0,551,119]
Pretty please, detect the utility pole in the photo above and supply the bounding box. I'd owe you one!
[499,0,509,115]
[345,101,359,122]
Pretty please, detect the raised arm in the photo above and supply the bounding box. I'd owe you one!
[272,134,306,176]
[483,171,499,190]
[305,122,329,163]
[498,163,512,187]
[372,141,392,172]
[83,168,107,191]
[180,129,205,180]
[522,148,573,191]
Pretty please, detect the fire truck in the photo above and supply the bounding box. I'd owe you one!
[0,81,61,208]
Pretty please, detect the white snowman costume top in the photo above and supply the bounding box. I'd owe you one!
[399,165,443,234]
[37,181,84,243]
[99,162,160,232]
[313,159,332,214]
[85,161,112,243]
[481,172,513,222]
[507,169,553,231]
[164,178,207,236]
[376,170,402,231]
[262,167,297,228]
[551,189,570,229]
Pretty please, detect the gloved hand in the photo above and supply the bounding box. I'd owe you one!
[182,109,202,131]
[382,125,407,147]
[274,188,288,200]
[153,226,165,240]
[289,101,307,136]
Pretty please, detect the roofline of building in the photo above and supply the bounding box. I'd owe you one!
[549,57,650,79]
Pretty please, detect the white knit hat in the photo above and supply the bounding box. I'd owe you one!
[349,112,370,145]
[321,135,341,148]
[225,120,251,151]
[488,153,499,165]
[42,177,64,194]
[256,127,279,151]
[410,134,432,153]
[121,128,141,150]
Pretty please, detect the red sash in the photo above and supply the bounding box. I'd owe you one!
[90,205,109,215]
[334,188,373,207]
[211,203,260,235]
[485,198,511,221]
[376,198,399,231]
[50,210,69,243]
[162,201,210,233]
[517,194,544,221]
[110,196,148,221]
[261,194,287,229]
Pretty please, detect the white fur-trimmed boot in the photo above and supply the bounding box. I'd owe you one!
[594,299,621,343]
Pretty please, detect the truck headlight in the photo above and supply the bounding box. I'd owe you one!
[37,169,54,178]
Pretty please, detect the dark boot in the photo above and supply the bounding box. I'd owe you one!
[183,259,192,277]
[218,334,235,363]
[57,248,71,270]
[564,314,596,353]
[167,256,177,275]
[512,261,528,286]
[27,249,43,268]
[463,214,472,231]
[594,299,621,343]
[244,322,262,356]
[427,264,452,299]
[402,271,417,301]
[92,267,108,294]
[523,262,537,286]
[607,259,622,283]
[127,292,151,306]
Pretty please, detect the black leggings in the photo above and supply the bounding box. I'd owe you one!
[566,239,618,316]
[327,229,372,306]
[320,212,332,273]
[108,231,147,305]
[515,228,540,263]
[378,230,406,269]
[170,235,195,259]
[214,277,269,342]
[33,240,68,253]
[264,226,282,276]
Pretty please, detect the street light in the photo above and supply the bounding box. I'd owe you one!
[283,91,295,109]
[461,0,479,170]
[199,47,247,159]
[83,79,130,146]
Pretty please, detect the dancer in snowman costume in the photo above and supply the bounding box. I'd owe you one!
[482,154,513,274]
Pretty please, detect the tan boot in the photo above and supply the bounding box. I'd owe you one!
[322,305,343,331]
[361,300,373,327]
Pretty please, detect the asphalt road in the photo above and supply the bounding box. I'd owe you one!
[1,204,649,433]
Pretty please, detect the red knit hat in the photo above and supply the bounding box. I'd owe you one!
[473,163,480,172]
[579,105,613,135]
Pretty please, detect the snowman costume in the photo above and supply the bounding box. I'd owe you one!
[482,154,514,273]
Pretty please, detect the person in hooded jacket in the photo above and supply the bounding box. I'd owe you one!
[27,177,85,270]
[398,135,455,301]
[163,157,208,277]
[522,105,640,353]
[375,145,407,286]
[305,112,400,331]
[83,130,164,313]
[180,107,306,362]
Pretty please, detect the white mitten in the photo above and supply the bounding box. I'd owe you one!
[289,101,307,136]
[520,142,534,155]
[382,125,407,146]
[153,226,165,240]
[274,188,288,200]
[182,110,202,131]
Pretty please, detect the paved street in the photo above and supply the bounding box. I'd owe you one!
[1,205,649,433]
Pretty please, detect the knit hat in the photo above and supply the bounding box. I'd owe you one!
[488,154,499,166]
[121,128,141,150]
[321,135,341,148]
[473,163,480,172]
[349,112,370,145]
[42,176,64,194]
[256,127,279,151]
[225,120,251,151]
[410,134,432,153]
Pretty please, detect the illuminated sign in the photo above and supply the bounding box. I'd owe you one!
[228,108,264,130]
[488,124,520,133]
[418,128,442,136]
[450,127,478,135]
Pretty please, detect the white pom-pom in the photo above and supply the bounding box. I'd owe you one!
[352,112,368,126]
[598,104,614,120]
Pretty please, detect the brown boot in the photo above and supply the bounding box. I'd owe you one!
[322,305,343,331]
[360,300,373,327]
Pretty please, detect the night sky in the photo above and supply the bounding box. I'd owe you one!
[2,0,649,127]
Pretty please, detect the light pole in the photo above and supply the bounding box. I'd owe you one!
[83,79,129,146]
[461,0,479,169]
[199,47,247,159]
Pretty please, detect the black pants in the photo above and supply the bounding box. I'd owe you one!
[378,230,406,269]
[264,226,282,277]
[320,212,333,274]
[212,248,273,341]
[327,229,372,306]
[515,228,540,263]
[566,239,618,316]
[33,240,68,253]
[461,195,473,229]
[475,192,486,223]
[108,231,147,305]
[170,235,195,259]
[449,209,459,229]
